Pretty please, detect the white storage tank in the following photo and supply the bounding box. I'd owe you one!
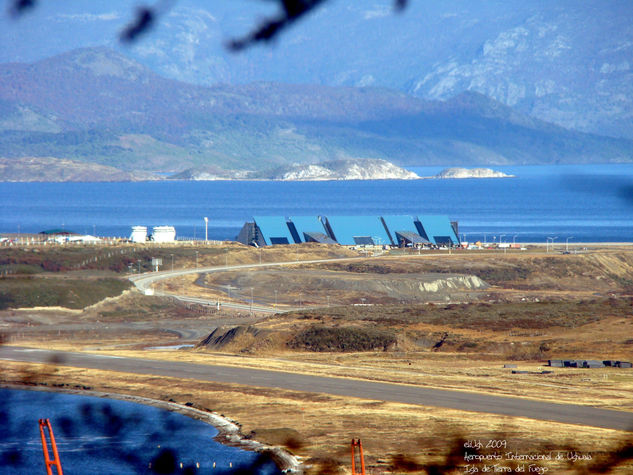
[151,226,176,243]
[130,226,148,243]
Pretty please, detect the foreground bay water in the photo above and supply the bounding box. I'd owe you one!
[0,388,281,474]
[1,164,632,243]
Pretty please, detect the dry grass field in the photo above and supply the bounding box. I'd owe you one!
[2,243,633,473]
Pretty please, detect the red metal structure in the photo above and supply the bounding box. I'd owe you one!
[39,418,64,475]
[351,438,366,475]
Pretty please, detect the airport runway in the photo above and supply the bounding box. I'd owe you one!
[2,345,632,432]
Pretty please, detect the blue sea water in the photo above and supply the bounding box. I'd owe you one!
[0,388,281,474]
[1,164,632,243]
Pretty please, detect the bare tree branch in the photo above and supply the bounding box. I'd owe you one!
[120,7,155,43]
[9,0,409,49]
[227,0,409,51]
[9,0,37,17]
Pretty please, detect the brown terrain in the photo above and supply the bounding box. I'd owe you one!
[1,242,633,474]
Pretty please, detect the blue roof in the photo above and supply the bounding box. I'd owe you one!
[415,215,459,245]
[381,215,423,245]
[303,232,337,244]
[288,216,328,243]
[395,231,429,245]
[253,216,294,245]
[324,216,391,246]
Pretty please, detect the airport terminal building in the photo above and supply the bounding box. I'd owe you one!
[237,215,459,247]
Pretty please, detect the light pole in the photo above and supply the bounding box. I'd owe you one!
[546,236,557,253]
[204,217,208,242]
[513,234,519,244]
[566,236,573,252]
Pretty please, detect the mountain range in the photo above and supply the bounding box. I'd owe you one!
[1,46,632,181]
[1,1,631,140]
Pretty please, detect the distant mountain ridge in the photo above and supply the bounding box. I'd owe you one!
[0,47,632,182]
[2,1,630,139]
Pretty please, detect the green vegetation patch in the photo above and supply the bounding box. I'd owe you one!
[289,325,397,352]
[0,277,130,309]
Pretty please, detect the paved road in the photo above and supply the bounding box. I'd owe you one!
[128,256,361,313]
[2,346,632,432]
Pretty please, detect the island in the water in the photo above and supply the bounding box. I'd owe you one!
[171,159,420,181]
[432,167,514,179]
[1,157,520,182]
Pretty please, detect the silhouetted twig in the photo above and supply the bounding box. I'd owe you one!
[9,0,36,17]
[120,7,155,42]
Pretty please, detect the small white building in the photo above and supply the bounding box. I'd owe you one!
[68,235,101,243]
[130,226,148,243]
[151,226,176,243]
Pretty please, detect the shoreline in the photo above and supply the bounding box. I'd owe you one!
[0,383,302,474]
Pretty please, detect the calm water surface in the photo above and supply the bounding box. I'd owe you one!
[1,164,632,242]
[0,388,280,474]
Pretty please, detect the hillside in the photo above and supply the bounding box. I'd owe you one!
[2,1,630,139]
[1,47,632,181]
